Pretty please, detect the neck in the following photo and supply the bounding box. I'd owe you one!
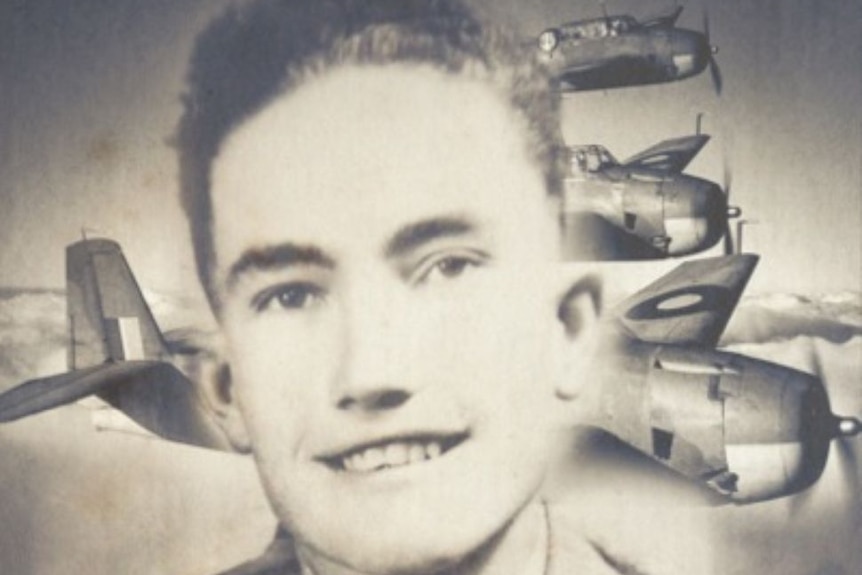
[451,502,548,575]
[298,502,549,575]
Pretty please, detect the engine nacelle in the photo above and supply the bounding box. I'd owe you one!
[660,177,727,256]
[598,345,842,503]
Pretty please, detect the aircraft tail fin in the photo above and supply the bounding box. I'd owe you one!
[0,238,231,450]
[66,239,168,369]
[612,254,759,348]
[621,134,710,174]
[59,239,231,450]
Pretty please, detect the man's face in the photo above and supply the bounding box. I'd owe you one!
[210,64,577,574]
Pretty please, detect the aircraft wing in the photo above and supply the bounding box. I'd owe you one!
[0,363,129,422]
[612,254,759,347]
[0,360,233,451]
[621,134,710,174]
[553,61,611,92]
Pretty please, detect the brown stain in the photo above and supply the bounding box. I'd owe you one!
[72,467,123,521]
[141,171,160,190]
[141,168,173,192]
[85,133,121,167]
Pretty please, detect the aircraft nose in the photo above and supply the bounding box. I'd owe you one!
[722,360,833,502]
[660,179,726,255]
[672,32,710,77]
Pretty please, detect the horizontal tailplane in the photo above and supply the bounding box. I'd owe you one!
[0,360,232,450]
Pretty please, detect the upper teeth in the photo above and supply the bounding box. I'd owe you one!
[341,440,444,473]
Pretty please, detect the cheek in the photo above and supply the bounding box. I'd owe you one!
[426,280,556,405]
[223,320,338,448]
[225,310,340,390]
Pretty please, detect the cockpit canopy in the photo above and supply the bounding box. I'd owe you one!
[568,145,619,175]
[566,15,636,39]
[538,15,638,53]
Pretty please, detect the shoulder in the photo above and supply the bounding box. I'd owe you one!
[546,505,627,575]
[547,502,716,575]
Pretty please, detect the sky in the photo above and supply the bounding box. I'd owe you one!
[0,0,860,300]
[0,0,227,300]
[0,1,860,574]
[0,288,859,574]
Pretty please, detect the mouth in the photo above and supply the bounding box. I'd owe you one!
[319,433,469,474]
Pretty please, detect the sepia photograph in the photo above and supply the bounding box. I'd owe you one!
[1,1,860,574]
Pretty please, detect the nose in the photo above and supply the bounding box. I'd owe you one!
[336,388,411,411]
[331,287,415,413]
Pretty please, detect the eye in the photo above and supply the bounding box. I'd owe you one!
[433,257,472,279]
[251,282,326,313]
[412,250,488,286]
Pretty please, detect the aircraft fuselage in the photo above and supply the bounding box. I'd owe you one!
[540,27,711,91]
[563,167,727,259]
[590,322,835,503]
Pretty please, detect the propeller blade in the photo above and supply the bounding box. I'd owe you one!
[814,345,862,524]
[702,8,723,95]
[703,8,711,44]
[723,157,733,196]
[710,57,723,96]
[837,435,858,467]
[789,433,859,520]
[722,157,734,255]
[788,481,816,519]
[810,341,827,380]
[835,438,861,526]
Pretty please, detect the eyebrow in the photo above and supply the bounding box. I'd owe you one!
[383,216,477,259]
[226,243,335,290]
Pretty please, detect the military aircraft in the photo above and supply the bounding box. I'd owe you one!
[0,238,230,450]
[579,254,861,503]
[536,5,722,93]
[0,239,859,503]
[561,130,741,261]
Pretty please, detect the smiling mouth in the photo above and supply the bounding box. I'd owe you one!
[320,433,469,473]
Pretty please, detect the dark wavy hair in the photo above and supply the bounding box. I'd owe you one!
[175,0,564,309]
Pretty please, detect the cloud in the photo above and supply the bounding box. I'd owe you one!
[722,292,862,346]
[0,290,66,388]
[0,288,214,390]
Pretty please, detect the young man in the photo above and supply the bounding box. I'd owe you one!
[175,1,617,573]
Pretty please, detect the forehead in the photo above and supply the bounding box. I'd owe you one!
[210,64,554,274]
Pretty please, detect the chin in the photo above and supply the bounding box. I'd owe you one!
[278,479,532,575]
[295,521,494,575]
[257,434,550,574]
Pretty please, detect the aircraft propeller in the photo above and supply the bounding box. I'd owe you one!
[835,418,862,525]
[833,414,861,507]
[722,159,741,255]
[789,350,861,518]
[703,10,723,95]
[824,338,861,522]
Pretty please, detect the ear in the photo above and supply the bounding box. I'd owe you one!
[553,274,602,401]
[199,360,252,453]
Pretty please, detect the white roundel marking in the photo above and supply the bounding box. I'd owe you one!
[656,293,704,311]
